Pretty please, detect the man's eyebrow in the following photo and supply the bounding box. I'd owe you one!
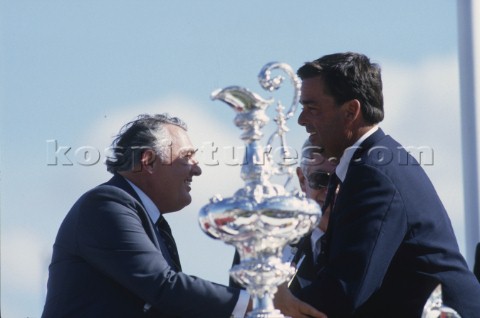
[181,148,198,155]
[300,99,314,105]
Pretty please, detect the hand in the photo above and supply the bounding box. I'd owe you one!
[274,283,327,318]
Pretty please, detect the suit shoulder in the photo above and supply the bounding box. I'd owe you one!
[70,183,142,219]
[354,135,425,167]
[80,183,137,202]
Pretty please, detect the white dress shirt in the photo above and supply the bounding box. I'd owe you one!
[336,126,379,182]
[311,227,325,261]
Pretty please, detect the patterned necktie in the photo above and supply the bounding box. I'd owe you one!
[157,216,182,271]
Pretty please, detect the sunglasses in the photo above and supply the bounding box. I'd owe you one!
[307,171,331,190]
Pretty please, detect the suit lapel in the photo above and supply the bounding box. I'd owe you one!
[351,128,386,162]
[103,174,162,249]
[104,174,183,270]
[323,129,386,266]
[289,235,320,294]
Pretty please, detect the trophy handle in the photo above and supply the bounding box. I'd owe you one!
[259,62,302,187]
[258,62,301,119]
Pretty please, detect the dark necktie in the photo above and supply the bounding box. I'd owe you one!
[322,172,340,212]
[157,216,182,271]
[317,173,340,266]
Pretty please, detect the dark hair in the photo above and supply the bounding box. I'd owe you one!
[105,113,187,173]
[297,52,384,124]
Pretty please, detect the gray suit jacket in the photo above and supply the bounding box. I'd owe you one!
[42,174,239,318]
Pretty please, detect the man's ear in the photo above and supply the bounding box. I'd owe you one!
[343,99,361,123]
[296,167,307,193]
[140,149,157,173]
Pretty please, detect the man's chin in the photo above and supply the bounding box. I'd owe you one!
[182,195,192,207]
[169,196,192,213]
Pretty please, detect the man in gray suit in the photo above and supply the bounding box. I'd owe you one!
[41,113,324,318]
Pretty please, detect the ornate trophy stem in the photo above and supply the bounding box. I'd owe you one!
[199,62,320,318]
[422,285,461,318]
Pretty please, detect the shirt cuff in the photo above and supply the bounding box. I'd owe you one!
[231,289,249,318]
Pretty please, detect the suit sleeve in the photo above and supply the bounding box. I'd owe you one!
[297,164,407,315]
[75,186,239,318]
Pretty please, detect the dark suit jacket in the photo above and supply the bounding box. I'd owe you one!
[42,174,239,318]
[295,129,480,317]
[288,234,320,294]
[475,243,480,282]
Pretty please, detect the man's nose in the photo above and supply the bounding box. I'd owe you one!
[192,161,202,176]
[298,109,307,126]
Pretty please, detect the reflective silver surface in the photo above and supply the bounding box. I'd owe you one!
[199,62,321,318]
[421,285,461,318]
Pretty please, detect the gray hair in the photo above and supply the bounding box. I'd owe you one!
[300,139,323,173]
[105,113,187,173]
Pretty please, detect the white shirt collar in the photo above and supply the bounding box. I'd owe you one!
[310,227,324,250]
[310,227,325,260]
[336,126,379,182]
[124,178,161,224]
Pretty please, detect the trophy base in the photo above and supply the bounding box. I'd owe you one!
[246,308,286,318]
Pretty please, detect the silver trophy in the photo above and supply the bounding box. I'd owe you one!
[199,62,321,318]
[421,285,461,318]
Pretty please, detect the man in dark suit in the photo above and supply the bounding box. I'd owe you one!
[288,140,337,294]
[41,114,324,318]
[291,52,480,317]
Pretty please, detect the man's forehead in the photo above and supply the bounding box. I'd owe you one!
[301,145,323,159]
[302,152,326,165]
[302,152,337,171]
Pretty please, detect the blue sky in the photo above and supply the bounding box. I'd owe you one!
[1,1,467,317]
